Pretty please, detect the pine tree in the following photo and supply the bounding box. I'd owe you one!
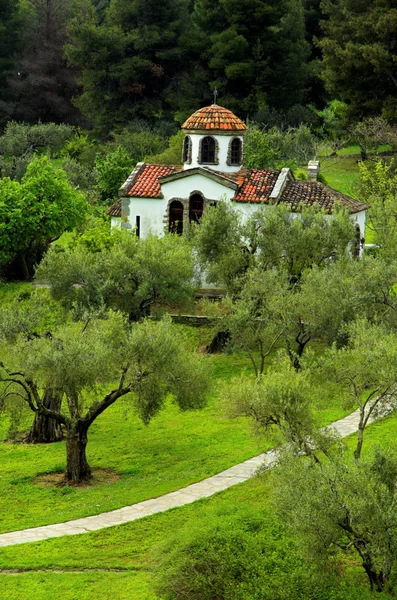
[193,0,310,117]
[320,0,397,120]
[8,0,81,124]
[67,0,192,131]
[0,0,22,128]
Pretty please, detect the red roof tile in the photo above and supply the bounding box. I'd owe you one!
[182,105,247,132]
[228,168,280,203]
[128,164,182,198]
[279,181,370,214]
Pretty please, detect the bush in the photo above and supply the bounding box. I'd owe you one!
[111,123,169,164]
[0,122,74,158]
[95,146,132,202]
[147,130,185,165]
[60,131,98,166]
[153,508,346,600]
[62,157,96,191]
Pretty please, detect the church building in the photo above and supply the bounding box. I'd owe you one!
[108,105,369,246]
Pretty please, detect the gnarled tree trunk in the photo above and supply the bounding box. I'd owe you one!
[65,426,91,484]
[26,388,63,443]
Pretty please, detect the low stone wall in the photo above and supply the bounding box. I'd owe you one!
[169,315,216,327]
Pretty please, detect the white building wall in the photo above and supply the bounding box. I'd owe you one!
[161,174,235,203]
[126,197,169,238]
[186,133,244,173]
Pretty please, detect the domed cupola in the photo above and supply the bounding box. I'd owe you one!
[181,104,247,173]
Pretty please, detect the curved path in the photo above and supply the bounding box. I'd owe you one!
[0,409,367,548]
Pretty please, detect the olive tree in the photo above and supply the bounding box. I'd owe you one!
[0,294,65,443]
[0,314,209,483]
[36,232,197,321]
[192,201,355,290]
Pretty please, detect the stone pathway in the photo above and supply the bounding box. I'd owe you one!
[0,408,373,548]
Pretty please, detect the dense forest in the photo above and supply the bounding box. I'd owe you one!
[1,0,397,134]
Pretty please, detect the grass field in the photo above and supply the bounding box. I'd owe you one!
[0,413,395,599]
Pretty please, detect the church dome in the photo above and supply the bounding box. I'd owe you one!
[182,105,247,132]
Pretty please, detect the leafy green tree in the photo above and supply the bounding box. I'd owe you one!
[320,0,397,121]
[194,0,310,116]
[0,314,209,483]
[323,320,397,462]
[95,146,132,203]
[36,232,197,321]
[0,156,88,279]
[275,447,397,593]
[66,0,192,131]
[193,201,355,289]
[225,356,332,459]
[0,294,65,443]
[359,159,397,261]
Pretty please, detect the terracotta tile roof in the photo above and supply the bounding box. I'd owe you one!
[222,168,281,203]
[279,181,370,214]
[128,164,182,198]
[107,198,121,217]
[182,105,247,132]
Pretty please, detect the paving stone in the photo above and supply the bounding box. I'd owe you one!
[0,407,380,547]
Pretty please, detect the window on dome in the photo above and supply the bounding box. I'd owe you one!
[182,135,192,163]
[169,200,184,235]
[189,194,204,224]
[230,138,242,165]
[201,136,216,164]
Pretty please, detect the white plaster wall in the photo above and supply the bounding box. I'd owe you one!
[161,173,236,203]
[186,133,244,173]
[110,217,122,229]
[127,197,168,238]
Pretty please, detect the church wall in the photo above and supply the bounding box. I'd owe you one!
[161,174,235,203]
[188,134,244,173]
[125,197,169,237]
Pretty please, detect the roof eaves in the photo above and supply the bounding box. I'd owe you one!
[118,162,146,197]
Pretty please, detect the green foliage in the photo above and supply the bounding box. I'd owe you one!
[320,0,397,121]
[193,201,355,289]
[225,356,332,455]
[60,131,97,166]
[274,447,397,593]
[245,125,319,170]
[36,232,196,321]
[147,131,184,165]
[0,155,88,277]
[194,0,310,116]
[0,122,75,158]
[154,507,324,600]
[359,159,397,261]
[95,146,132,202]
[111,125,170,164]
[61,157,97,191]
[66,0,192,131]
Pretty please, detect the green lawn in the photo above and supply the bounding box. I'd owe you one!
[321,155,361,197]
[0,340,350,534]
[0,413,395,600]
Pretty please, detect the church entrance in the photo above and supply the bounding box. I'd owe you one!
[169,200,184,235]
[189,193,204,223]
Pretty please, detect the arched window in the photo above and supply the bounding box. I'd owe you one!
[189,193,204,223]
[182,135,192,163]
[229,138,242,165]
[200,136,216,164]
[169,200,184,235]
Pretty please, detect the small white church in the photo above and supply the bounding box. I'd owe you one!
[108,104,369,244]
